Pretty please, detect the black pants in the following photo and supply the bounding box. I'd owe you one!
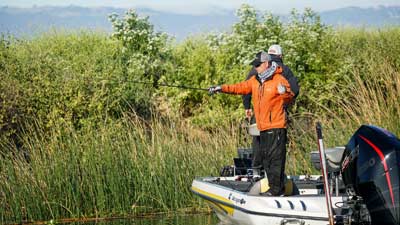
[252,128,287,195]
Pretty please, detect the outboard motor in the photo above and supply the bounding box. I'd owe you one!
[341,125,400,225]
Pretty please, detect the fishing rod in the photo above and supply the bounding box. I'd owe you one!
[117,80,209,91]
[316,122,335,225]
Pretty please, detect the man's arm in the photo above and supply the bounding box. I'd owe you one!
[242,67,257,109]
[221,77,254,95]
[276,75,294,102]
[282,64,299,98]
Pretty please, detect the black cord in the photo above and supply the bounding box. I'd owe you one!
[127,80,209,91]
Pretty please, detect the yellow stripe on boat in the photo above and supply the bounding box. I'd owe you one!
[191,186,235,215]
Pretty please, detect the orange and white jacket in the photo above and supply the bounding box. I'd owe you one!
[221,66,294,131]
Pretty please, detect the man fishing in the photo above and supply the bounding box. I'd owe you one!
[208,51,294,196]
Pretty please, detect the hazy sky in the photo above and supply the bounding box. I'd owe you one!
[2,0,399,15]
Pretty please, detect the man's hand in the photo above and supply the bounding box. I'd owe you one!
[208,86,222,95]
[277,83,286,94]
[245,109,253,121]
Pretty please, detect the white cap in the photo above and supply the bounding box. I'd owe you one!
[267,44,282,55]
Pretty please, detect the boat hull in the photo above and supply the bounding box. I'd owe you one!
[192,177,345,225]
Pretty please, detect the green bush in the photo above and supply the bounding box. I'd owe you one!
[109,9,173,118]
[0,33,126,131]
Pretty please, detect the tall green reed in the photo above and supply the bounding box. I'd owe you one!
[0,114,237,223]
[285,57,400,175]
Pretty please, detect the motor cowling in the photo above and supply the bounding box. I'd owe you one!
[341,125,400,225]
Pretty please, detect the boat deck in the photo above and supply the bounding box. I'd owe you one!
[205,177,337,195]
[211,179,254,192]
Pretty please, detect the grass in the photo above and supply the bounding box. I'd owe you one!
[0,114,236,223]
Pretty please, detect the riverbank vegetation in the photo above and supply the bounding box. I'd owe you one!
[1,4,399,224]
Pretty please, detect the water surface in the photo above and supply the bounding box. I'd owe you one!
[69,214,220,225]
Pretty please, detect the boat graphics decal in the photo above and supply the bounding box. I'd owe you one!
[228,193,247,205]
[359,134,396,208]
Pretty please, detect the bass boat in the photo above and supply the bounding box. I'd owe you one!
[191,124,400,225]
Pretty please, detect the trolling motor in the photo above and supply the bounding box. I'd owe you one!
[341,125,400,225]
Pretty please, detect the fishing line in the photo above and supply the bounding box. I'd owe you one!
[99,78,209,91]
[131,80,209,91]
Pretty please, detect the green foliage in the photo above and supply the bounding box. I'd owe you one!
[108,9,174,119]
[109,9,172,84]
[0,9,176,137]
[159,5,348,125]
[0,33,128,131]
[207,4,284,65]
[0,37,21,140]
[109,9,169,57]
[156,38,245,128]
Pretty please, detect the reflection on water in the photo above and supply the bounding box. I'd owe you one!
[69,214,220,225]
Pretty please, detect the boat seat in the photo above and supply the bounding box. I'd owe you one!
[248,176,298,196]
[310,147,345,173]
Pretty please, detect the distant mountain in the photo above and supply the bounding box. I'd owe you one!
[0,6,126,35]
[0,6,237,40]
[0,5,399,40]
[320,6,400,27]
